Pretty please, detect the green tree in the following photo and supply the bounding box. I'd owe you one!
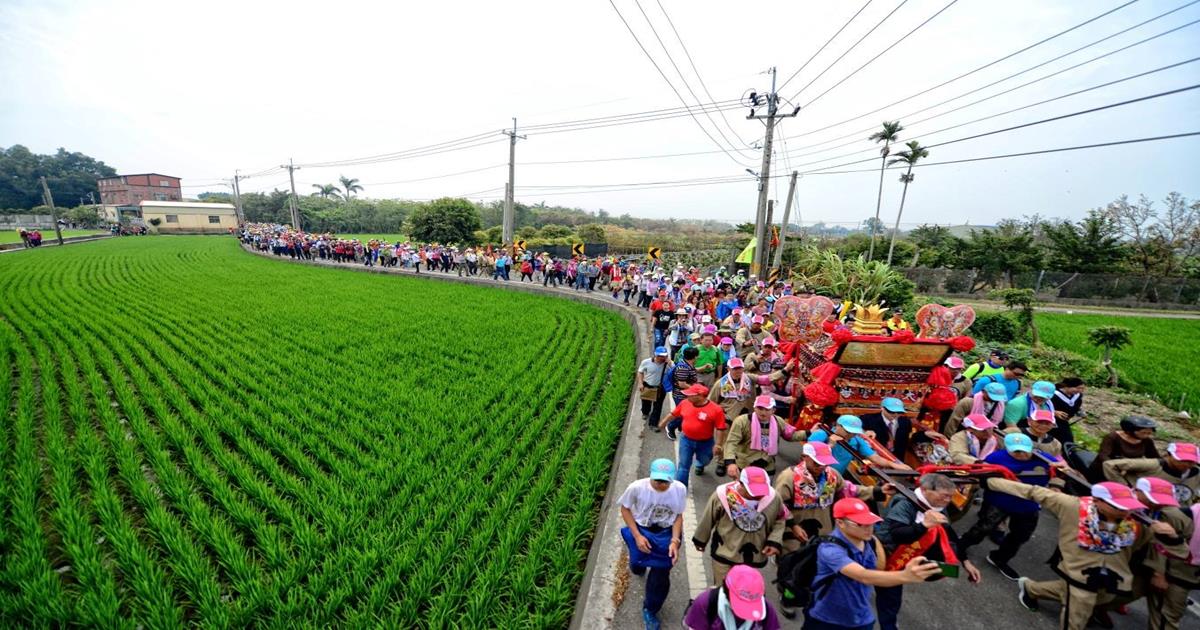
[408,197,482,244]
[576,223,607,243]
[1039,210,1127,272]
[1087,325,1132,386]
[734,222,756,235]
[963,220,1043,288]
[538,224,573,238]
[311,184,342,199]
[0,145,117,209]
[908,224,964,268]
[867,121,904,261]
[885,140,929,266]
[338,176,363,200]
[64,205,103,228]
[990,288,1040,346]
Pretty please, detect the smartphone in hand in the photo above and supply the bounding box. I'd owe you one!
[937,562,960,579]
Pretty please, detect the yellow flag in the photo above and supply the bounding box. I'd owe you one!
[735,237,756,264]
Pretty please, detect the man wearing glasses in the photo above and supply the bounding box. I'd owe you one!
[972,360,1028,401]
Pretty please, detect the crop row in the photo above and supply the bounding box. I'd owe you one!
[0,236,634,628]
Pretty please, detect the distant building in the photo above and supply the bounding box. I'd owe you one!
[97,173,182,206]
[138,201,237,233]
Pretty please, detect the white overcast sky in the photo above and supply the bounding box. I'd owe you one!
[2,0,1198,226]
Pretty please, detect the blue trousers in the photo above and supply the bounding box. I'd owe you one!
[675,436,713,486]
[876,584,903,630]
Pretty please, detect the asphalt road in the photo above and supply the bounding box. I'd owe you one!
[614,424,1200,629]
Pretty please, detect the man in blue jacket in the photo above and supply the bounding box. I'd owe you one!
[957,432,1063,581]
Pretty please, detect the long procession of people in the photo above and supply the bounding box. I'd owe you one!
[237,224,1199,630]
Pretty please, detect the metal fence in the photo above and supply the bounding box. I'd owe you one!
[903,267,1200,308]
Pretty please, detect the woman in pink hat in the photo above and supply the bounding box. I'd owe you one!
[985,476,1185,630]
[948,413,1001,465]
[683,564,781,630]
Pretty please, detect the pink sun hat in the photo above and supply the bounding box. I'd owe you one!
[1136,477,1179,507]
[1092,482,1147,511]
[803,442,839,466]
[725,565,767,621]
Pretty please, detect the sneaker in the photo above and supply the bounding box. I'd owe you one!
[642,609,661,630]
[694,466,705,476]
[649,425,661,433]
[1089,610,1114,629]
[780,607,797,620]
[665,425,677,441]
[1017,577,1039,612]
[987,552,1020,581]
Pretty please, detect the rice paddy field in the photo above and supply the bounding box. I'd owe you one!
[0,236,634,627]
[1037,312,1200,417]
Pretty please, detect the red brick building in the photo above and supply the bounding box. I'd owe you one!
[97,173,182,205]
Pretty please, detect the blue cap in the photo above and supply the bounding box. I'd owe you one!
[649,458,676,481]
[836,415,864,434]
[654,346,669,356]
[881,397,906,413]
[984,382,1008,402]
[1031,381,1056,399]
[1004,433,1034,454]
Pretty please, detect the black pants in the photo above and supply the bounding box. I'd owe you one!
[640,388,665,428]
[958,501,1039,564]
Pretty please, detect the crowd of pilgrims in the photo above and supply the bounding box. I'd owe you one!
[235,224,1199,630]
[627,314,1197,629]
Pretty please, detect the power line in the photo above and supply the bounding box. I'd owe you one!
[519,98,742,131]
[787,55,1200,169]
[789,0,911,101]
[801,131,1200,175]
[790,84,1200,173]
[777,0,875,93]
[360,164,507,187]
[605,0,755,166]
[630,0,755,159]
[802,0,961,109]
[782,0,1173,148]
[653,0,756,149]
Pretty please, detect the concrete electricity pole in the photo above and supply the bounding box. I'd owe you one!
[772,171,799,271]
[232,170,244,224]
[746,67,799,277]
[500,118,526,244]
[39,175,64,245]
[281,159,301,230]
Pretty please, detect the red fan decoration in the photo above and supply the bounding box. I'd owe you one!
[926,365,951,387]
[804,381,840,407]
[924,386,958,411]
[831,328,854,345]
[949,336,975,352]
[892,329,916,344]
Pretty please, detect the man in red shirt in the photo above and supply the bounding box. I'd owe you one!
[669,384,728,486]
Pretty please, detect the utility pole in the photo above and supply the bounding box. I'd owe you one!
[39,176,64,246]
[500,118,526,244]
[772,171,799,271]
[746,67,799,277]
[281,159,301,231]
[232,170,244,224]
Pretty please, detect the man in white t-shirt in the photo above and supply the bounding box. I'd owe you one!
[619,458,686,630]
[638,347,671,431]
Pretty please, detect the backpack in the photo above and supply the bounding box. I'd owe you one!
[775,535,856,608]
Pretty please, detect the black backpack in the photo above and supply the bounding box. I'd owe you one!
[774,535,855,608]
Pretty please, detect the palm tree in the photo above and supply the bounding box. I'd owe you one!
[867,121,904,262]
[339,176,363,200]
[1087,325,1131,386]
[885,140,929,266]
[311,184,342,199]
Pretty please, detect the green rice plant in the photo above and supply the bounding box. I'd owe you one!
[0,236,634,626]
